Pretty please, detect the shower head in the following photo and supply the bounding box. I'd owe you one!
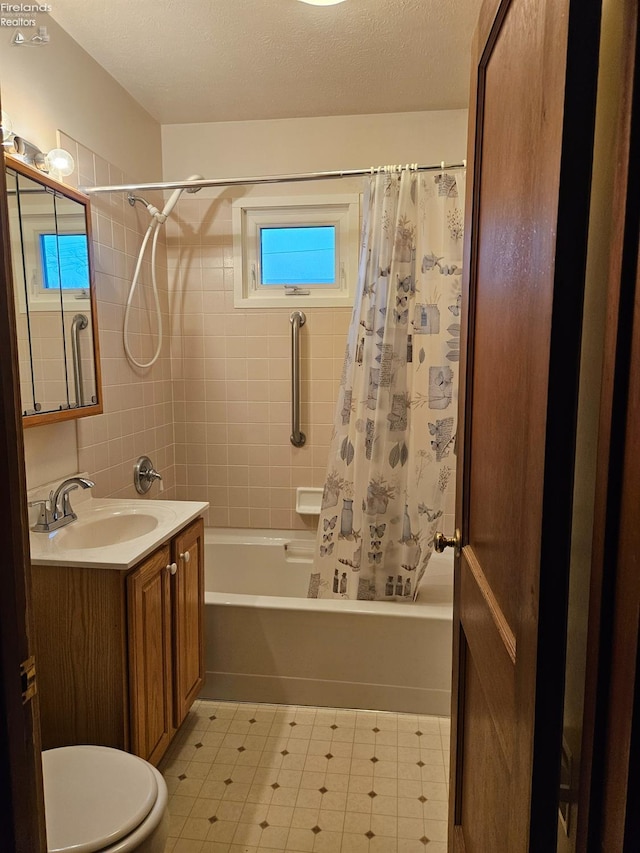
[160,174,204,220]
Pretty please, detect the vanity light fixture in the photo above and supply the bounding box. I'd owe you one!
[1,113,75,179]
[297,0,347,5]
[9,137,75,179]
[44,148,76,179]
[1,110,12,142]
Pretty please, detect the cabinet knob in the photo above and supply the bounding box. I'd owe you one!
[180,551,191,563]
[166,562,178,575]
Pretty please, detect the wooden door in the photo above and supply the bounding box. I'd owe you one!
[0,103,47,850]
[127,543,174,765]
[449,0,601,849]
[172,518,204,728]
[577,0,640,846]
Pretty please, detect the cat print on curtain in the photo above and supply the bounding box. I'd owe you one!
[308,168,465,601]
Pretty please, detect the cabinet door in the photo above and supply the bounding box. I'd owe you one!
[32,565,128,752]
[127,544,174,765]
[172,518,204,728]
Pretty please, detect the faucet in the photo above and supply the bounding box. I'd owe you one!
[30,476,95,532]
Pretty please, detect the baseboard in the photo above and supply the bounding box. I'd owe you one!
[200,670,451,717]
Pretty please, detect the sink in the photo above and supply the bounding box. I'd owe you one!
[55,512,160,549]
[29,496,209,570]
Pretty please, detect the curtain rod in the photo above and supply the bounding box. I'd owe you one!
[81,162,466,195]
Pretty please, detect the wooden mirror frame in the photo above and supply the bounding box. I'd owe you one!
[5,154,103,427]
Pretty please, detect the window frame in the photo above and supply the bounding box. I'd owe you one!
[13,212,91,313]
[233,195,360,308]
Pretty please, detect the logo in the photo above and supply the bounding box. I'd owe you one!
[11,25,48,43]
[2,3,51,44]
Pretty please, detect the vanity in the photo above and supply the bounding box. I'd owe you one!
[29,497,208,766]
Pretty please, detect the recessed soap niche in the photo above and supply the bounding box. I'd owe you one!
[295,487,323,516]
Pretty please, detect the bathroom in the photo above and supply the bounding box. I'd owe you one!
[0,0,636,851]
[0,3,471,849]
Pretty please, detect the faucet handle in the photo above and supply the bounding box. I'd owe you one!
[28,499,53,531]
[134,456,162,494]
[28,498,48,508]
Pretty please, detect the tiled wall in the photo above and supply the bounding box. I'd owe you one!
[60,133,178,501]
[165,190,458,534]
[21,113,463,534]
[159,110,466,534]
[21,157,457,536]
[15,308,97,416]
[167,194,351,530]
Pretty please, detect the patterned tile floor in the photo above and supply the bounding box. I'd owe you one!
[160,700,450,853]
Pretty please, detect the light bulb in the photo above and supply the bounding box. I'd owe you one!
[1,110,12,142]
[46,148,75,178]
[297,0,347,5]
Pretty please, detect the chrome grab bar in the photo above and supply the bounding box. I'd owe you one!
[290,311,306,447]
[71,313,88,407]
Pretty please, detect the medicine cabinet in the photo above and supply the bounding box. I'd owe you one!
[5,154,102,426]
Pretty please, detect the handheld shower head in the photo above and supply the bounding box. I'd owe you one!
[159,174,204,221]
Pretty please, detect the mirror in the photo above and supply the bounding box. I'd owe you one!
[5,154,102,426]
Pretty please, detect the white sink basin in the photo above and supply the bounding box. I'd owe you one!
[29,497,209,570]
[55,512,160,549]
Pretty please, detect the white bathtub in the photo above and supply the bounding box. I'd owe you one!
[201,528,453,716]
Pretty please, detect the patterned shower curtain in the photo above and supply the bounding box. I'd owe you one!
[308,166,465,601]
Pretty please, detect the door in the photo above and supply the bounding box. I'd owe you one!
[577,0,640,845]
[0,98,47,849]
[447,0,602,849]
[172,518,204,728]
[127,543,174,765]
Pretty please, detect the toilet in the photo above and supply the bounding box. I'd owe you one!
[42,745,169,853]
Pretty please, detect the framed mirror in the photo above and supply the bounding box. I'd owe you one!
[5,154,102,426]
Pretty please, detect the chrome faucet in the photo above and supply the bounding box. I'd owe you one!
[30,476,95,532]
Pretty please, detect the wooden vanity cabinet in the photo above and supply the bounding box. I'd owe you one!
[32,517,204,766]
[127,543,174,765]
[172,519,205,725]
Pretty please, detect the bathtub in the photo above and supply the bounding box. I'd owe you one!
[201,528,453,716]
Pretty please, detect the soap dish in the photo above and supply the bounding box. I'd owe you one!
[295,487,323,515]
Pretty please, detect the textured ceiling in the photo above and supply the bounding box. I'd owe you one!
[50,0,482,124]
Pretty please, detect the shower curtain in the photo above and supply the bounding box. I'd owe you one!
[308,166,465,601]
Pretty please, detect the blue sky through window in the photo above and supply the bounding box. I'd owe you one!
[40,233,89,290]
[260,226,335,285]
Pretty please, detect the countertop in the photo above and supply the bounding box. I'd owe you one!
[29,497,209,571]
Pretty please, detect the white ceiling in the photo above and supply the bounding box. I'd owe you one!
[50,0,482,125]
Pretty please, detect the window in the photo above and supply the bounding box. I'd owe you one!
[260,226,336,286]
[39,233,90,290]
[233,195,359,308]
[11,212,90,313]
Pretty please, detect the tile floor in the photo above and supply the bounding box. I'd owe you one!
[160,700,450,853]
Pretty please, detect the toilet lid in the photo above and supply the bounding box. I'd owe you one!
[42,745,158,853]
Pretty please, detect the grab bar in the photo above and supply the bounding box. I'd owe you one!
[71,313,88,407]
[290,311,306,447]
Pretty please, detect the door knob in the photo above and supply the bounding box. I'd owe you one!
[166,562,178,575]
[180,551,191,563]
[434,529,461,556]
